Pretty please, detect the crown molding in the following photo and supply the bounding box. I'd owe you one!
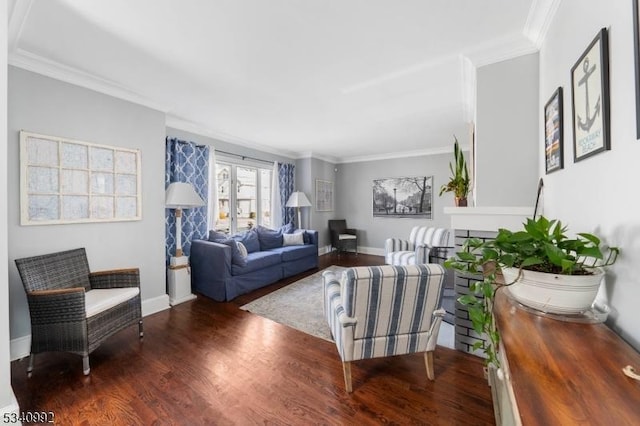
[523,0,562,48]
[165,114,299,160]
[294,151,339,164]
[8,0,32,51]
[464,32,538,68]
[460,55,476,123]
[336,145,463,164]
[9,48,170,112]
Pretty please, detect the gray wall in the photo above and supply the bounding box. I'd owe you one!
[8,67,167,341]
[335,153,457,252]
[475,53,539,207]
[539,1,640,350]
[1,5,14,411]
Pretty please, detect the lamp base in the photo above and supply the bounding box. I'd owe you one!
[169,256,189,268]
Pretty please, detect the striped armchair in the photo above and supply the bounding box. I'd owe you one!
[15,248,143,376]
[323,264,446,392]
[384,226,451,265]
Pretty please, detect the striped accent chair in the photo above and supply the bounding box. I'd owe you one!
[323,264,446,392]
[15,248,143,376]
[384,226,451,266]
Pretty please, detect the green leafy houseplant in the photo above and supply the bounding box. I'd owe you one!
[439,136,470,206]
[445,216,620,367]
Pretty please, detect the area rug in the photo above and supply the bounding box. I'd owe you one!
[240,266,346,342]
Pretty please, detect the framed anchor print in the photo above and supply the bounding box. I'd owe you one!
[571,28,610,162]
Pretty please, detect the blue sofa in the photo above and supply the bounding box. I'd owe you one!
[190,228,319,301]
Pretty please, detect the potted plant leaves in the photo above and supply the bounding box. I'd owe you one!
[439,136,470,206]
[445,216,619,367]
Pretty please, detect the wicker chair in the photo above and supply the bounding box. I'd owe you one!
[328,219,358,255]
[15,248,143,376]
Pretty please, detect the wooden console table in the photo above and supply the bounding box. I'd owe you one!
[492,290,640,425]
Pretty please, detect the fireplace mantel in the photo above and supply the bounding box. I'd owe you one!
[444,206,533,231]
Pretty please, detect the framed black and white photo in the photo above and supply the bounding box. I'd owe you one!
[633,0,640,138]
[571,28,610,162]
[544,87,564,174]
[372,176,432,219]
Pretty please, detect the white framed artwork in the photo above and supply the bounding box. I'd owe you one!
[20,131,142,225]
[315,179,333,212]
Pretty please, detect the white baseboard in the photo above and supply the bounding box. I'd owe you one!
[142,294,171,317]
[0,391,20,419]
[357,246,385,256]
[10,335,30,361]
[318,245,332,255]
[10,294,172,361]
[319,245,385,257]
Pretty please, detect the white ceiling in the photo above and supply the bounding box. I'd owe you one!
[8,0,557,162]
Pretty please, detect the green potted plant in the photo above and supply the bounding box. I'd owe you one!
[445,216,619,367]
[439,136,470,206]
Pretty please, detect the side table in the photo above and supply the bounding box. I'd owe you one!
[167,265,197,306]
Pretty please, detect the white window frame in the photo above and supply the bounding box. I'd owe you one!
[215,158,272,234]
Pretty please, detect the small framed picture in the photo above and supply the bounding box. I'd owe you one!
[315,180,333,212]
[570,28,610,162]
[544,87,564,174]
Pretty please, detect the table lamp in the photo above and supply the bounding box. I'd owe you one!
[285,191,311,229]
[165,182,205,266]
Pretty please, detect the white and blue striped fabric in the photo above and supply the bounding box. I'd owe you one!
[384,227,451,265]
[323,264,445,363]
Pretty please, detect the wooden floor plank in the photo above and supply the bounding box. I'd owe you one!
[11,253,495,425]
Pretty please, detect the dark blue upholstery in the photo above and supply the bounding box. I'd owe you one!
[191,229,319,301]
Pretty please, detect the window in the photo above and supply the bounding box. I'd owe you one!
[214,162,271,234]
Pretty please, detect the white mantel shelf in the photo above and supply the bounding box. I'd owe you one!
[444,206,533,232]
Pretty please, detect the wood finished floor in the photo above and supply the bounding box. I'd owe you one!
[11,253,495,425]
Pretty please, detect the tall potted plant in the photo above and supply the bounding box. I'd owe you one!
[445,216,619,367]
[439,136,470,206]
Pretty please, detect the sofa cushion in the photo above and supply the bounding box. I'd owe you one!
[85,287,140,318]
[271,244,317,262]
[283,232,304,246]
[231,250,281,275]
[256,225,283,250]
[213,238,247,267]
[208,229,228,241]
[232,229,260,253]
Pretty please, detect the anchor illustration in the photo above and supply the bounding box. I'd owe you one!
[577,57,600,132]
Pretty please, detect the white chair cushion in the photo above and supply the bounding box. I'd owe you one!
[338,234,357,240]
[85,287,140,318]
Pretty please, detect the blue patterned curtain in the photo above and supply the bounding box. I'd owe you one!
[165,137,210,263]
[278,162,295,226]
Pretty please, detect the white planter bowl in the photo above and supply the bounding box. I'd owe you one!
[501,267,604,315]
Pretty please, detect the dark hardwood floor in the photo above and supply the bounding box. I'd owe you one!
[11,253,495,425]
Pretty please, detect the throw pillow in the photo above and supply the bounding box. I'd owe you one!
[283,232,304,246]
[293,229,310,244]
[256,225,283,250]
[232,229,260,253]
[208,229,228,241]
[237,241,248,258]
[213,238,247,267]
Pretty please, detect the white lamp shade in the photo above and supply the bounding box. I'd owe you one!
[165,182,205,209]
[285,191,311,208]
